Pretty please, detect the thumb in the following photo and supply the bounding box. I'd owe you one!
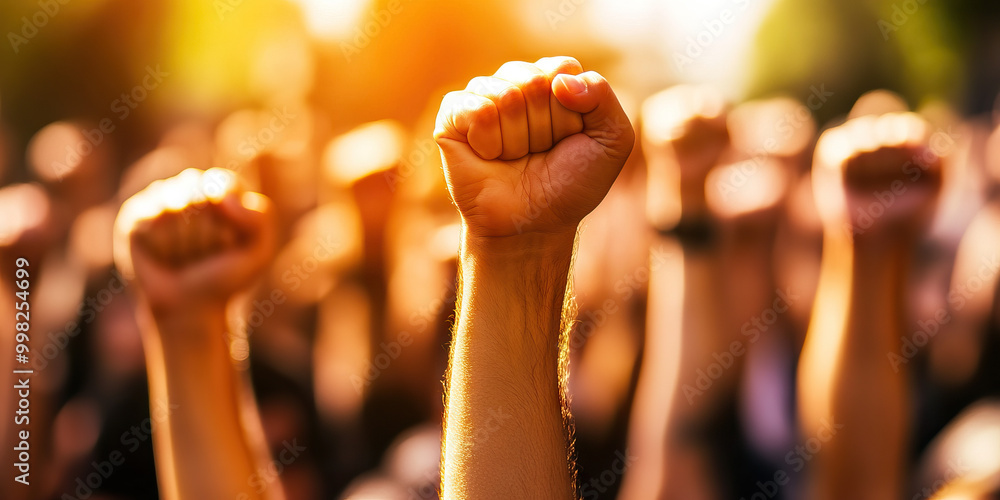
[196,190,275,282]
[552,71,635,160]
[218,190,275,256]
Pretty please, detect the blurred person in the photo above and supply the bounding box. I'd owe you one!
[568,132,649,497]
[321,119,405,359]
[929,122,1000,389]
[435,56,635,498]
[798,111,943,499]
[340,422,442,499]
[0,183,56,500]
[917,400,1000,500]
[251,104,324,235]
[0,122,11,185]
[113,168,282,500]
[158,120,217,173]
[117,147,196,203]
[721,98,817,488]
[0,180,102,499]
[772,91,910,358]
[27,121,117,221]
[215,104,327,423]
[381,100,466,418]
[620,84,733,500]
[270,198,366,496]
[907,119,1000,492]
[236,108,332,495]
[706,155,797,497]
[308,119,420,491]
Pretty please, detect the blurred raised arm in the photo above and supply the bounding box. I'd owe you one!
[113,168,280,500]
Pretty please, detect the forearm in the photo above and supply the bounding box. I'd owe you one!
[799,236,909,499]
[141,303,275,500]
[442,231,577,499]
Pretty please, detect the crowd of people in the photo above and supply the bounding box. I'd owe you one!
[1,47,999,500]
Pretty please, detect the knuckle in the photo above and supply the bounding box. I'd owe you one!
[552,56,582,73]
[441,90,463,106]
[519,73,549,98]
[564,56,582,67]
[494,85,523,108]
[496,60,531,75]
[481,77,512,99]
[469,98,498,122]
[465,76,491,94]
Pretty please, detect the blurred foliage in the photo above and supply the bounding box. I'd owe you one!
[748,0,998,123]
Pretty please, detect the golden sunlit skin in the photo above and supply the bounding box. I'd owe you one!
[113,168,281,500]
[436,56,634,499]
[798,112,943,500]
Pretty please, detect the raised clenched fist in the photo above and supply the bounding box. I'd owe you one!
[434,56,635,238]
[113,168,275,313]
[812,112,943,239]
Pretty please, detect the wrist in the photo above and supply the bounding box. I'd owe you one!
[461,226,577,263]
[457,226,576,350]
[137,281,231,321]
[142,298,231,355]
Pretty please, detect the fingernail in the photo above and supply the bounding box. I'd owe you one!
[558,74,587,95]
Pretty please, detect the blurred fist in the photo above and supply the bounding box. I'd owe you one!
[812,112,942,239]
[0,184,53,267]
[114,168,275,312]
[434,56,635,238]
[641,84,729,228]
